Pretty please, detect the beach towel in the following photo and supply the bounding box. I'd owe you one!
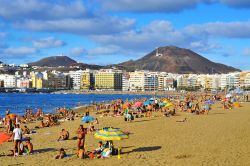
[0,132,12,145]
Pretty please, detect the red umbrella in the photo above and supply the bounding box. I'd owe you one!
[0,132,12,145]
[134,101,143,108]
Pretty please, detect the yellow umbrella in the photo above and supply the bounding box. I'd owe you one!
[94,127,129,141]
[164,102,173,108]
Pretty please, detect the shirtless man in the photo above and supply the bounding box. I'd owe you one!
[57,129,69,141]
[76,125,87,151]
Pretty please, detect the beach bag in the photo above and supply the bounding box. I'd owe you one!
[112,148,118,155]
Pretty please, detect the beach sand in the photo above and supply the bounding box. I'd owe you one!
[1,102,250,166]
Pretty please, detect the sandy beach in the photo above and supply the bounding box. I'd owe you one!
[1,101,250,166]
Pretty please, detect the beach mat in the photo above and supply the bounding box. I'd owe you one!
[0,132,12,145]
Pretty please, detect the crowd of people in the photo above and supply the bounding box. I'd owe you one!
[0,92,248,160]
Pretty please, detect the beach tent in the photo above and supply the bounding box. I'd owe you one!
[94,127,128,141]
[0,132,12,145]
[81,116,95,123]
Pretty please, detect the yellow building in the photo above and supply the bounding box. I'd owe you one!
[95,70,122,90]
[31,73,44,89]
[81,72,94,90]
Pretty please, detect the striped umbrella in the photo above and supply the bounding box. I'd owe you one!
[94,127,129,141]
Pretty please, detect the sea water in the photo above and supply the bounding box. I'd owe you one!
[0,93,154,117]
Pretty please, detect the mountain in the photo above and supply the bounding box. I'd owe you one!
[114,46,240,74]
[28,56,77,67]
[28,55,103,70]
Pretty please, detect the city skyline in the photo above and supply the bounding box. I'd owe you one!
[0,0,250,70]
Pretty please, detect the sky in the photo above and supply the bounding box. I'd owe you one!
[0,0,250,70]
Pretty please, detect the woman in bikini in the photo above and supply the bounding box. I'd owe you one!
[76,125,87,152]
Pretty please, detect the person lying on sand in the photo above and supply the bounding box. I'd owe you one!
[176,118,187,122]
[57,129,69,141]
[22,125,30,134]
[55,148,67,159]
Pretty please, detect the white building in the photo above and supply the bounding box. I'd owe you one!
[129,71,145,91]
[122,73,130,91]
[69,70,85,90]
[0,74,17,88]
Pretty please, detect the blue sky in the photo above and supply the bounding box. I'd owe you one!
[0,0,250,70]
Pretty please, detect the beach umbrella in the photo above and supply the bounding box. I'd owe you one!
[134,101,143,108]
[94,127,129,141]
[164,102,173,108]
[205,100,214,105]
[0,132,12,145]
[143,101,150,106]
[81,116,95,123]
[144,99,154,106]
[159,102,166,107]
[223,98,229,101]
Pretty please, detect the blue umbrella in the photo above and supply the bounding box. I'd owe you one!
[204,100,214,105]
[81,116,95,123]
[144,100,154,106]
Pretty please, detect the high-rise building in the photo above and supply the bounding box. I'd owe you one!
[69,70,85,90]
[144,72,159,91]
[81,69,95,90]
[31,72,44,89]
[95,69,122,91]
[129,71,145,91]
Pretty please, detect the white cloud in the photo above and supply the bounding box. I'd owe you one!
[90,20,208,52]
[32,37,66,49]
[87,46,120,55]
[0,1,135,35]
[0,0,87,20]
[70,47,86,55]
[243,48,250,56]
[185,21,250,38]
[99,0,250,13]
[99,0,211,13]
[14,17,135,35]
[3,46,37,55]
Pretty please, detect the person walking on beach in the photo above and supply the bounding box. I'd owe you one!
[76,125,87,152]
[12,124,23,156]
